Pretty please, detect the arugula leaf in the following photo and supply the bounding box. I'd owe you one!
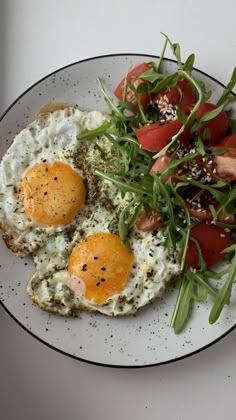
[156,36,169,72]
[170,271,194,334]
[194,272,218,298]
[97,78,126,120]
[148,73,178,94]
[209,251,236,324]
[136,69,166,83]
[190,237,207,272]
[183,54,195,71]
[161,33,182,68]
[176,108,188,125]
[217,67,236,106]
[77,120,112,140]
[198,103,225,123]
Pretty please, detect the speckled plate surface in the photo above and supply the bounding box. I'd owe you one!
[0,54,236,367]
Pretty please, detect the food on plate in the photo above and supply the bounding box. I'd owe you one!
[1,34,236,333]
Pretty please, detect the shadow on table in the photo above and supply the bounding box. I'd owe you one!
[0,0,6,115]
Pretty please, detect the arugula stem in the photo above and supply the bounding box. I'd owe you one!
[194,273,218,298]
[95,170,152,197]
[156,36,169,73]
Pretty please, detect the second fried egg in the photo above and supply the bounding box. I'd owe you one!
[27,204,181,316]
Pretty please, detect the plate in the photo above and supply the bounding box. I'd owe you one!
[0,54,236,367]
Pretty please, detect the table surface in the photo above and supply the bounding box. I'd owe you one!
[1,1,236,419]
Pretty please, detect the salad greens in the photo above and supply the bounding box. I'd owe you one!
[77,34,236,333]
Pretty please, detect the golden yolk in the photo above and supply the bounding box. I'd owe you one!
[21,161,85,226]
[68,232,134,304]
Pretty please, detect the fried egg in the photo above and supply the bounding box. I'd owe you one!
[0,107,110,256]
[27,205,181,316]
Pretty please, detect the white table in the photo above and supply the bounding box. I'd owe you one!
[1,1,236,419]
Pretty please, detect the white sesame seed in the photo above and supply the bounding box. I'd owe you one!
[220,234,226,238]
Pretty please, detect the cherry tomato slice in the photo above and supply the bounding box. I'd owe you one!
[217,133,236,149]
[214,147,236,181]
[154,79,196,108]
[114,62,151,106]
[136,209,164,232]
[185,223,233,269]
[195,103,229,145]
[136,119,190,152]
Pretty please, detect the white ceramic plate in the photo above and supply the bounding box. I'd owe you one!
[0,54,236,367]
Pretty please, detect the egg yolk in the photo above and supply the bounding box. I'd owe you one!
[21,161,85,226]
[68,232,134,304]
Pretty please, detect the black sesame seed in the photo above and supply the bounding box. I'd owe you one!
[82,264,87,271]
[101,278,106,282]
[94,256,98,260]
[96,282,100,286]
[101,267,106,271]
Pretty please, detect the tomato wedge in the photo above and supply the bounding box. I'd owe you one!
[154,79,196,108]
[195,103,229,145]
[185,190,235,224]
[151,153,172,182]
[136,209,164,232]
[214,147,236,181]
[114,62,151,106]
[136,119,190,152]
[185,223,233,269]
[217,133,236,149]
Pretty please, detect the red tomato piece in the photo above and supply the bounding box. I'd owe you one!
[136,209,164,232]
[217,133,236,149]
[151,153,172,182]
[185,223,234,269]
[151,153,181,184]
[214,147,236,181]
[136,119,190,152]
[195,103,229,145]
[154,79,196,108]
[184,190,235,224]
[185,190,216,222]
[114,62,151,106]
[178,80,197,107]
